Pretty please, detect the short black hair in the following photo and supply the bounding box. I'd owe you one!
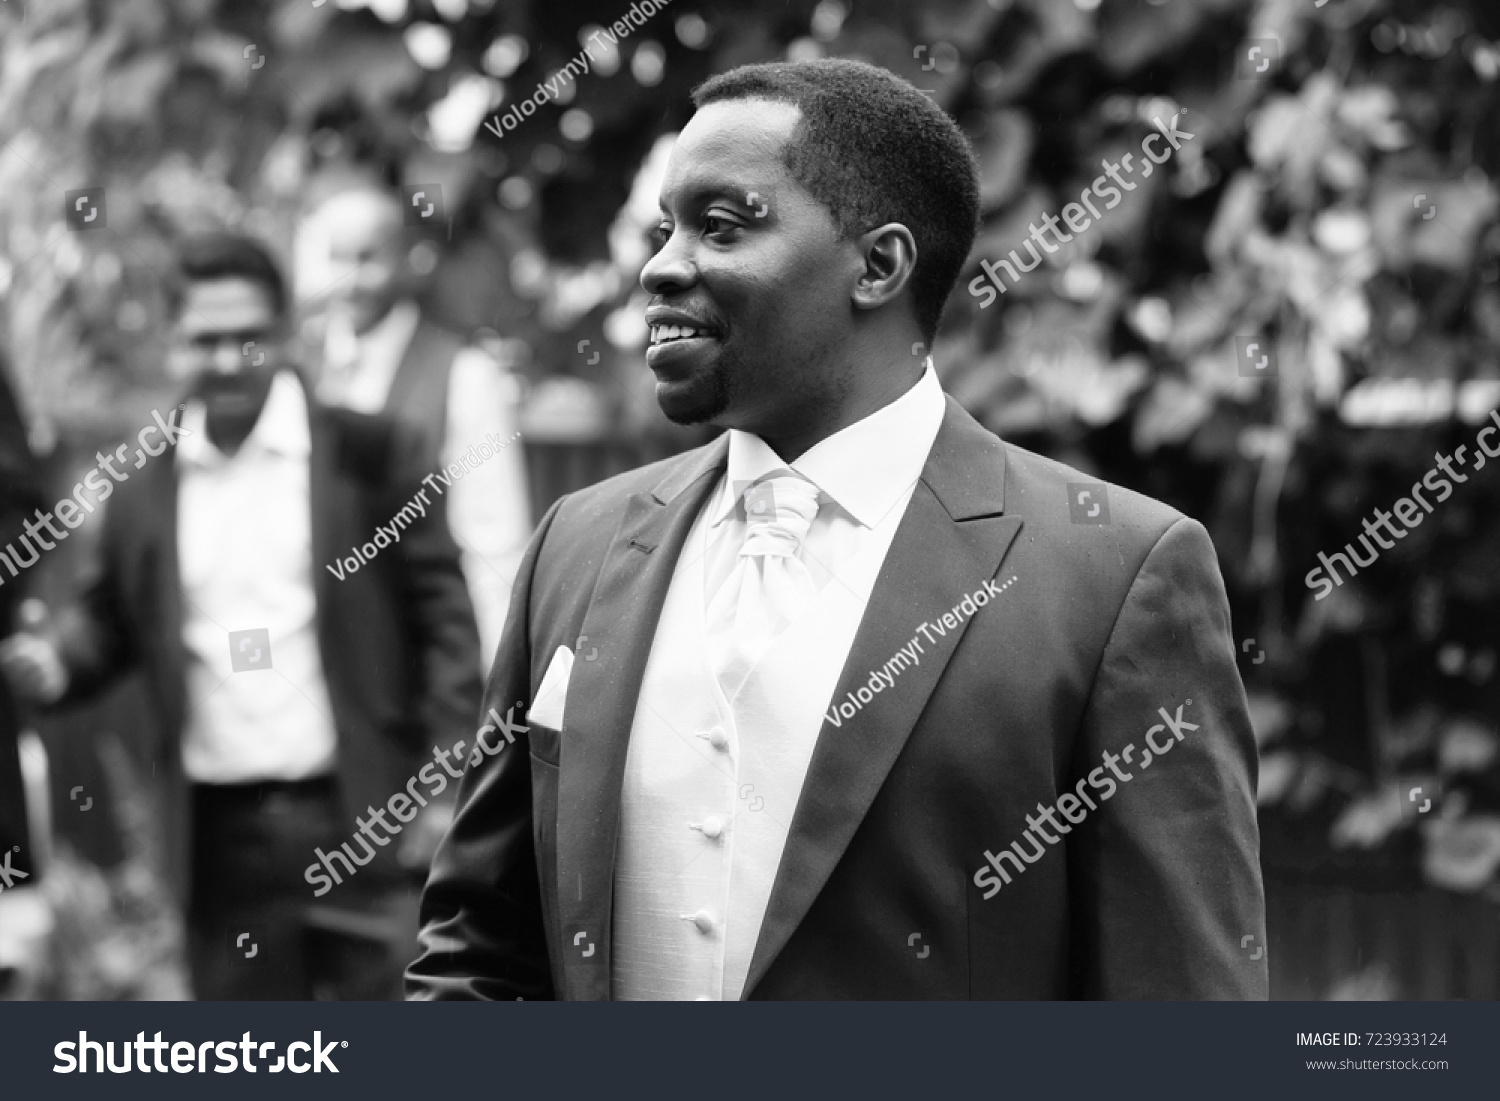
[175,232,288,317]
[692,58,981,345]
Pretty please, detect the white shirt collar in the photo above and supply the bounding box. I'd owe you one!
[178,369,312,468]
[714,364,946,529]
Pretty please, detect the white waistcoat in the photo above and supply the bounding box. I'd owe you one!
[612,509,890,1000]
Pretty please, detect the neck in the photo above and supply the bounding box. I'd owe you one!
[203,373,278,456]
[759,356,926,463]
[205,408,260,456]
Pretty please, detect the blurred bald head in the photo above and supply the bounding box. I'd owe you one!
[316,183,409,333]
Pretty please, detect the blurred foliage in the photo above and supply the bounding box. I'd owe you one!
[38,735,189,1000]
[3,0,1500,906]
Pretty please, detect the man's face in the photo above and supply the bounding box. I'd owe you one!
[172,278,281,419]
[641,99,861,436]
[320,190,406,333]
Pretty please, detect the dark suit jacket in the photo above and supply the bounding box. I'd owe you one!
[407,395,1267,999]
[0,364,41,880]
[383,312,462,476]
[52,374,481,904]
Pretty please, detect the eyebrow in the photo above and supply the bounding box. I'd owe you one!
[658,180,766,216]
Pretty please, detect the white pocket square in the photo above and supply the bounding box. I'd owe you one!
[529,645,574,730]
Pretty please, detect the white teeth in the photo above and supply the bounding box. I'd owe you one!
[650,323,708,345]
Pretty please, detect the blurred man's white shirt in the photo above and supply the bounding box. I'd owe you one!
[318,300,419,413]
[443,347,530,668]
[177,371,340,783]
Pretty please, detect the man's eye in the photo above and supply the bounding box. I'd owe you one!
[649,224,671,247]
[703,214,738,237]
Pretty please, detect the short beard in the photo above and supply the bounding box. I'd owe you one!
[655,354,735,426]
[197,367,277,422]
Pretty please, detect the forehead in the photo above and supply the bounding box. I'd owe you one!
[320,189,404,248]
[661,98,803,206]
[180,278,277,332]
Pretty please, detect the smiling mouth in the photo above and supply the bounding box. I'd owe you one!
[649,323,717,347]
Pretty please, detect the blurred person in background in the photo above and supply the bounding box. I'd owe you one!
[307,178,531,674]
[0,233,480,999]
[0,360,50,998]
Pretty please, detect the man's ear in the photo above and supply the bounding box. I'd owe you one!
[850,223,918,313]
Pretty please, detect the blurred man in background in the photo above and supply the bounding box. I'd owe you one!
[307,180,531,672]
[0,233,480,999]
[0,361,50,999]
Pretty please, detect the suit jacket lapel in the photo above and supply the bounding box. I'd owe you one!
[151,442,186,745]
[305,404,338,651]
[556,434,728,999]
[139,443,194,904]
[741,397,1023,997]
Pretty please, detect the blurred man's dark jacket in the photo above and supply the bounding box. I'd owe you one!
[0,364,40,880]
[383,316,462,476]
[48,376,481,904]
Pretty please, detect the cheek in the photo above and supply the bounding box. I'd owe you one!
[775,246,849,314]
[720,254,841,331]
[166,347,204,381]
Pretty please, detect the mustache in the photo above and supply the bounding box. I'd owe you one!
[192,368,272,396]
[648,303,726,331]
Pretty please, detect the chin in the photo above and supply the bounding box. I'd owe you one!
[655,374,731,426]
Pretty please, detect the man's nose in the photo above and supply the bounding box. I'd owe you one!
[211,341,246,373]
[640,236,696,296]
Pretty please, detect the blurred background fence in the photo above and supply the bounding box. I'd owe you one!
[3,0,1500,998]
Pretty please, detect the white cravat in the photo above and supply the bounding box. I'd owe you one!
[704,474,821,700]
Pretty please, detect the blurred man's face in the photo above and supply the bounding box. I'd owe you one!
[640,99,861,438]
[172,278,281,419]
[320,190,406,333]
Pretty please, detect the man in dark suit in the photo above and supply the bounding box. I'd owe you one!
[305,179,531,672]
[407,59,1265,1000]
[0,233,481,999]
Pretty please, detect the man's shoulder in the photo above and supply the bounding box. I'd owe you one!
[1000,437,1187,541]
[405,315,468,371]
[978,434,1218,602]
